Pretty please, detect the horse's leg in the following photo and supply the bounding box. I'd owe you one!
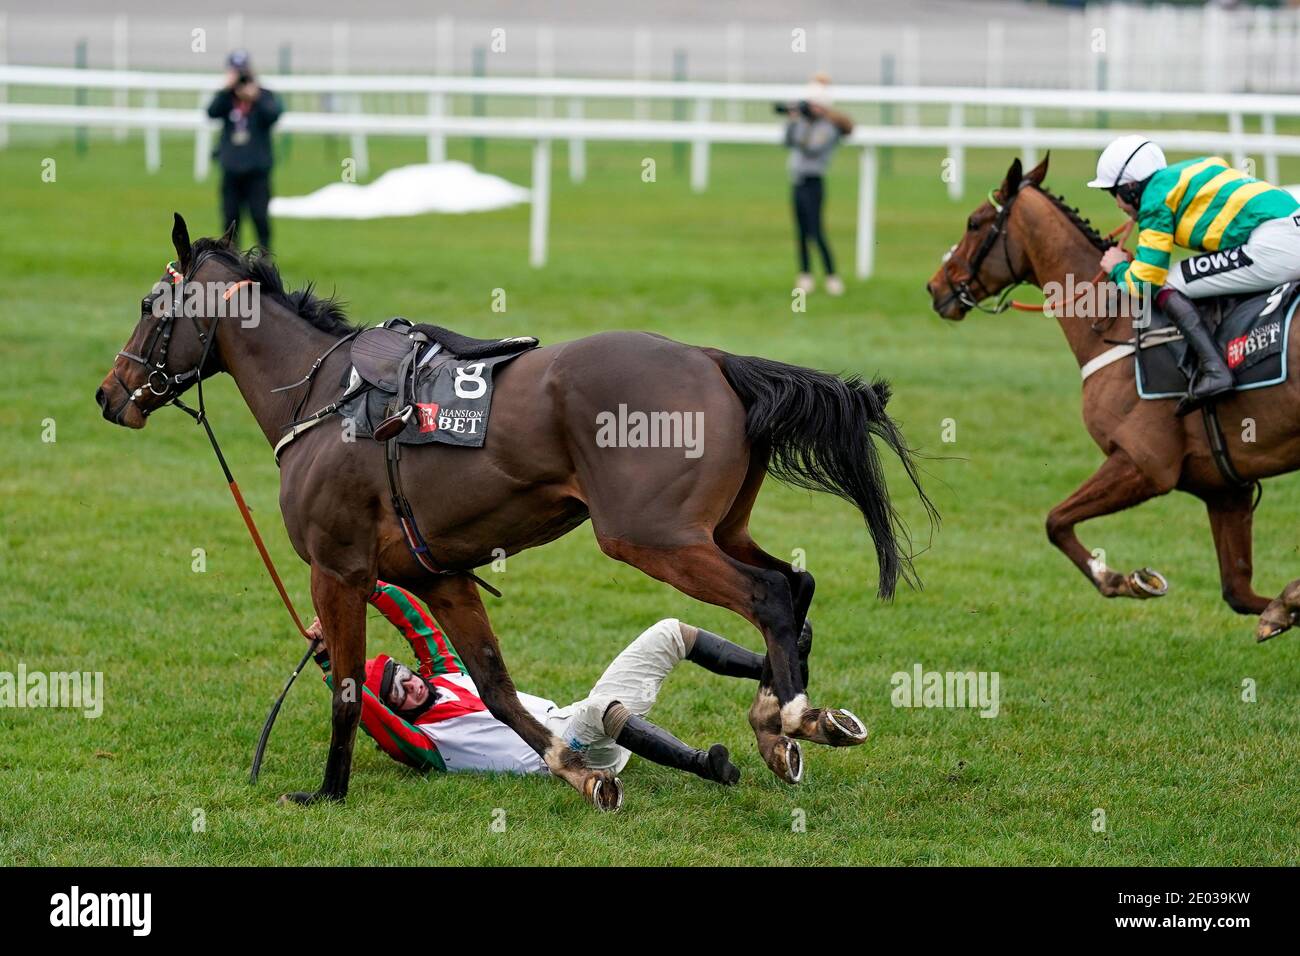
[1045,448,1170,599]
[599,534,848,783]
[714,443,817,630]
[281,564,369,805]
[1203,487,1270,615]
[1257,578,1300,641]
[712,526,862,748]
[412,573,623,811]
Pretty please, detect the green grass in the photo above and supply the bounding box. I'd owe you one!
[2,130,1300,866]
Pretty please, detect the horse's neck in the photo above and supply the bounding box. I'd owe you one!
[214,298,344,446]
[1019,194,1126,370]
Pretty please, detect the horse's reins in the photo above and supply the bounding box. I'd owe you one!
[939,186,1136,322]
[117,255,312,783]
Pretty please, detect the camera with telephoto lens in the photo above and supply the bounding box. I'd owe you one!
[773,100,815,119]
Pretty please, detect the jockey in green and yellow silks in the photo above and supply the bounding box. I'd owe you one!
[1088,135,1300,414]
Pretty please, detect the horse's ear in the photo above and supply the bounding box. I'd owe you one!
[171,212,192,271]
[1002,157,1023,196]
[1026,151,1050,186]
[220,219,238,248]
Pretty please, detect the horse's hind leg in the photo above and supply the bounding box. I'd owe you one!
[412,573,623,811]
[598,534,851,782]
[1203,486,1270,615]
[712,461,864,749]
[1046,448,1170,599]
[715,444,816,630]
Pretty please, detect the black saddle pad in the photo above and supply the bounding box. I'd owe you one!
[1135,282,1300,399]
[408,322,538,360]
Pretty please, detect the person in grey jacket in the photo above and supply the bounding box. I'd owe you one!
[783,73,854,295]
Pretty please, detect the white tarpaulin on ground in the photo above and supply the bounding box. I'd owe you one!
[269,162,530,219]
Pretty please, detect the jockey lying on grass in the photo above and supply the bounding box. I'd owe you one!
[306,582,835,785]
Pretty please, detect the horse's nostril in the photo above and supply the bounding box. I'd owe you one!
[95,386,106,409]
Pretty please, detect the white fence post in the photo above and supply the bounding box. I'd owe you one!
[537,25,554,119]
[724,22,743,122]
[986,21,1004,126]
[113,15,129,142]
[690,97,710,193]
[0,14,8,150]
[1021,108,1037,167]
[530,138,551,268]
[633,27,651,120]
[427,92,446,162]
[194,91,211,180]
[856,146,878,281]
[1262,112,1278,184]
[333,21,368,178]
[567,97,585,183]
[144,89,160,172]
[947,103,964,201]
[1228,111,1246,171]
[901,27,920,127]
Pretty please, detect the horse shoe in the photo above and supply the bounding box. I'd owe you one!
[1130,568,1169,598]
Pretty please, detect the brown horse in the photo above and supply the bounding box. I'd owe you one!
[96,215,932,809]
[925,154,1300,641]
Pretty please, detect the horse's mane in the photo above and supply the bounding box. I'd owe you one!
[191,237,359,337]
[1032,186,1112,252]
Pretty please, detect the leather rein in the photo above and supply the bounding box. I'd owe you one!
[938,185,1135,328]
[117,254,309,641]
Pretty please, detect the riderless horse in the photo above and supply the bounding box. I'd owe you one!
[96,215,933,809]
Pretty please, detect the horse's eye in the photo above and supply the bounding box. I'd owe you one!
[966,217,978,232]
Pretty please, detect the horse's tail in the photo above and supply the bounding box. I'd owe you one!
[713,351,936,599]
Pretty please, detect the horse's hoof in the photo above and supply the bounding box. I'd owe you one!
[585,773,624,812]
[1128,567,1168,598]
[762,736,803,785]
[820,708,868,746]
[1256,604,1293,642]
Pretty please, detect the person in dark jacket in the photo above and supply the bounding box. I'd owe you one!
[207,49,282,251]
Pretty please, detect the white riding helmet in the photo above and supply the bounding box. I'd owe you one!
[1087,135,1167,189]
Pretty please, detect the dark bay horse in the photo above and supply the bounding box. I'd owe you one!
[925,155,1300,642]
[96,215,932,809]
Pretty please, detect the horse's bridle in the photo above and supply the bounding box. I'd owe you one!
[936,185,1032,316]
[113,253,223,418]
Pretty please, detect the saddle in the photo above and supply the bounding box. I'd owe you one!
[349,318,538,440]
[1134,283,1300,400]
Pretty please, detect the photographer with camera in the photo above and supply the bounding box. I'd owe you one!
[207,49,283,252]
[779,73,853,295]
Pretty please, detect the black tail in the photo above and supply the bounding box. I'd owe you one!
[716,353,936,599]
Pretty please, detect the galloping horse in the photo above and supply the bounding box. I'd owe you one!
[96,215,932,809]
[926,155,1300,641]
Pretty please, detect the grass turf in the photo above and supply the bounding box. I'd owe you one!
[2,130,1299,866]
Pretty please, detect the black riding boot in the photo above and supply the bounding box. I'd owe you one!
[1162,289,1234,416]
[614,713,740,785]
[688,621,813,686]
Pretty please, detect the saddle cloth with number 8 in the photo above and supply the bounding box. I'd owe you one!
[338,343,535,448]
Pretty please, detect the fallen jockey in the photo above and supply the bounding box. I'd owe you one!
[305,582,827,786]
[1088,134,1300,415]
